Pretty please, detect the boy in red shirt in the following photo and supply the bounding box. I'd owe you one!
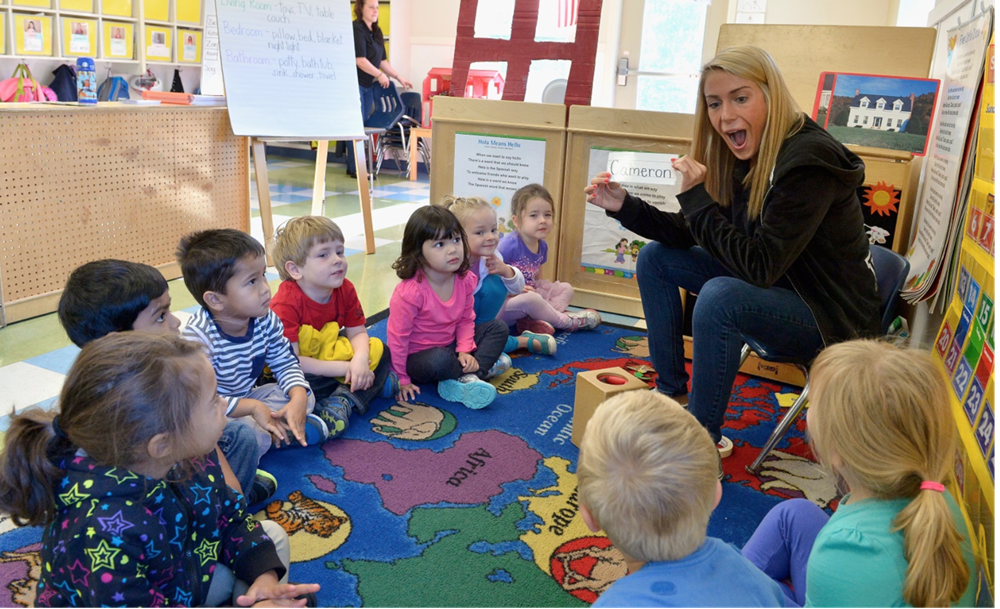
[271,216,397,436]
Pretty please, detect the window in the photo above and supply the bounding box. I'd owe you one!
[634,0,707,114]
[860,98,869,108]
[876,99,885,110]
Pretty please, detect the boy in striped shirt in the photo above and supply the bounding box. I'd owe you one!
[178,229,331,456]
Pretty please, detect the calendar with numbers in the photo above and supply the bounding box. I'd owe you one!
[932,33,993,594]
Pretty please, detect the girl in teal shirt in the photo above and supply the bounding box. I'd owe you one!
[742,339,976,607]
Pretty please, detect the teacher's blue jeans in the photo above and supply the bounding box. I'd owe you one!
[346,84,376,174]
[636,243,823,442]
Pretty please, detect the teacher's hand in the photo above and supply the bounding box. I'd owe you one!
[671,156,707,193]
[397,77,413,90]
[584,172,626,214]
[377,72,390,88]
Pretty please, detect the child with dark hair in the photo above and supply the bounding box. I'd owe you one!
[0,333,320,607]
[177,229,332,456]
[57,258,276,506]
[388,205,509,410]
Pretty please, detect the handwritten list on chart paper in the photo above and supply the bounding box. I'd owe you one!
[214,0,363,139]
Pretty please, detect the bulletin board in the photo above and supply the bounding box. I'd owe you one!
[0,106,250,326]
[932,31,994,603]
[431,96,568,281]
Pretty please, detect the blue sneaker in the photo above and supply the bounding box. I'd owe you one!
[332,385,367,416]
[438,374,497,410]
[485,353,512,379]
[381,370,400,399]
[315,396,351,439]
[303,413,329,445]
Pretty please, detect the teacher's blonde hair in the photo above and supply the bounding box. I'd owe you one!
[692,45,803,220]
[808,339,970,607]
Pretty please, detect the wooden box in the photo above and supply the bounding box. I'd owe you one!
[572,367,649,447]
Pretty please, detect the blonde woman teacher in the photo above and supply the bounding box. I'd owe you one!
[347,0,412,178]
[585,46,880,454]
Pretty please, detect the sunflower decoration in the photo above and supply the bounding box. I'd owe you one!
[862,181,900,217]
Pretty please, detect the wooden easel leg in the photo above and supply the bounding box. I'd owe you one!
[354,139,376,254]
[311,140,329,216]
[252,138,276,266]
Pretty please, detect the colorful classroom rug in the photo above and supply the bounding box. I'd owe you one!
[0,319,838,607]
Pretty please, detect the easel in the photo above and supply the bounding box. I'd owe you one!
[251,138,376,265]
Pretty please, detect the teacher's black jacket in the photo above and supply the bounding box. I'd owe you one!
[610,115,881,346]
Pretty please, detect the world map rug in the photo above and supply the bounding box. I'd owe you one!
[0,319,839,607]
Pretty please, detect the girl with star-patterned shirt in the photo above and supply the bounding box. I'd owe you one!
[0,333,320,607]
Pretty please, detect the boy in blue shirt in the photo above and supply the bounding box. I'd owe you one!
[57,259,276,506]
[177,229,335,456]
[577,391,787,608]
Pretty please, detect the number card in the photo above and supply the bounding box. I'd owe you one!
[936,321,954,358]
[990,441,994,481]
[975,400,994,458]
[958,266,971,299]
[945,340,963,373]
[976,344,995,388]
[979,214,995,253]
[953,356,974,400]
[969,207,983,238]
[954,307,975,351]
[965,378,986,425]
[963,276,981,314]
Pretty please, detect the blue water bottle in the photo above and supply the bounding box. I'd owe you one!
[76,57,97,104]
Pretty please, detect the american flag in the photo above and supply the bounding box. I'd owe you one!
[558,0,578,28]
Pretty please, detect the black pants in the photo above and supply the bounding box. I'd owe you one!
[305,343,393,407]
[405,319,509,384]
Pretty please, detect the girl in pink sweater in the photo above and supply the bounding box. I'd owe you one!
[388,206,510,410]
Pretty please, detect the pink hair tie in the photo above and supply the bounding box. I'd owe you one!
[920,481,945,493]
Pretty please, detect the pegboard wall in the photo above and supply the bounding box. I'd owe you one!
[0,105,250,325]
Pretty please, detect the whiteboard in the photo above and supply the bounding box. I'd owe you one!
[214,0,364,139]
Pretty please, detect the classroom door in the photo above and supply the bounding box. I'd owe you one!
[613,0,728,113]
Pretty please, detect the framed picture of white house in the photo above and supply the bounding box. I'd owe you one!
[812,72,940,156]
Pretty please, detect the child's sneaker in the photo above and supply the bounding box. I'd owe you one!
[332,385,367,415]
[314,396,351,439]
[303,413,330,445]
[380,370,400,399]
[438,374,497,410]
[246,469,277,506]
[485,353,512,378]
[516,318,557,336]
[566,309,602,331]
[520,331,557,355]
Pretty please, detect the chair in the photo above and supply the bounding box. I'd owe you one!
[370,84,423,176]
[363,83,405,180]
[739,245,910,474]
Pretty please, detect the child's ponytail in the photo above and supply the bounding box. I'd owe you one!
[809,339,972,608]
[895,482,970,607]
[0,409,69,526]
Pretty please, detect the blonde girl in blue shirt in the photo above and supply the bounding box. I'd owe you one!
[741,339,976,607]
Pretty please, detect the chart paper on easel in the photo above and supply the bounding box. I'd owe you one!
[214,0,363,139]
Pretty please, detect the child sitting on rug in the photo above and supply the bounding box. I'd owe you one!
[388,205,509,409]
[270,216,398,436]
[577,391,786,608]
[177,229,333,453]
[497,183,601,335]
[741,339,976,607]
[57,258,276,507]
[0,333,320,607]
[444,194,557,356]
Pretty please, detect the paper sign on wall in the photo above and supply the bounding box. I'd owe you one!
[452,132,547,227]
[214,0,363,139]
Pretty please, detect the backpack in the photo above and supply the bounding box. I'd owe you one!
[0,63,58,102]
[97,75,130,101]
[49,64,78,102]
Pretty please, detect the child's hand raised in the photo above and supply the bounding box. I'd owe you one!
[458,352,479,373]
[484,254,514,278]
[397,383,420,402]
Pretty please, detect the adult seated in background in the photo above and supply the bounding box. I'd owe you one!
[584,45,880,455]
